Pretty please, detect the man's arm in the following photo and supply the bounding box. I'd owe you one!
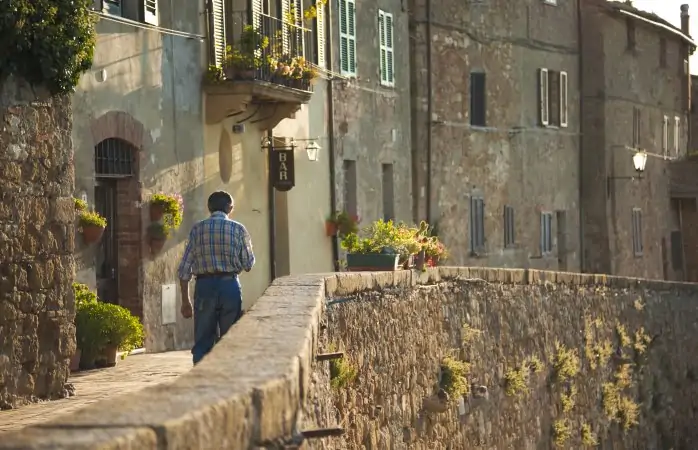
[178,227,197,307]
[238,225,255,272]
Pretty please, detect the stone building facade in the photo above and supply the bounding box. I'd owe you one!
[329,0,413,226]
[409,0,581,270]
[0,78,76,408]
[580,1,694,280]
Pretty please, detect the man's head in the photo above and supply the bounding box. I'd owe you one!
[207,191,234,215]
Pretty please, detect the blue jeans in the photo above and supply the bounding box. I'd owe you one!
[191,275,242,365]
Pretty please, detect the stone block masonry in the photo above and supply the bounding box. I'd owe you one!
[0,77,76,409]
[1,268,698,448]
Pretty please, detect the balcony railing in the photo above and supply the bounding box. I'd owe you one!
[210,12,317,92]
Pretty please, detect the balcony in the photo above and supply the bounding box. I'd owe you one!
[203,12,317,127]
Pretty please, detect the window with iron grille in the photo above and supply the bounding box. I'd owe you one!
[94,138,136,177]
[503,205,515,248]
[632,208,643,256]
[540,212,553,255]
[470,195,485,253]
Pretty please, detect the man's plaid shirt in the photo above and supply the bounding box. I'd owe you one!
[177,212,255,281]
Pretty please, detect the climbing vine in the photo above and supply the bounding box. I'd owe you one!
[0,0,97,95]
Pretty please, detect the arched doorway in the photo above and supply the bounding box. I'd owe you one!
[93,138,139,313]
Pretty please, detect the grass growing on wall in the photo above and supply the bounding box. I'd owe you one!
[328,343,357,389]
[552,341,580,383]
[440,356,470,399]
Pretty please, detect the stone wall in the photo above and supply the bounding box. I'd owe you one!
[0,77,76,409]
[317,269,698,449]
[2,269,698,449]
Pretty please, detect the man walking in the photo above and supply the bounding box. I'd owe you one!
[177,191,255,364]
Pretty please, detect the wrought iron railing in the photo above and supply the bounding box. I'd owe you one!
[212,11,316,92]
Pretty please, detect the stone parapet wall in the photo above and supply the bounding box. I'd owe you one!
[1,268,697,448]
[0,77,76,409]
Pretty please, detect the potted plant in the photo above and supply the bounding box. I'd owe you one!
[78,210,107,244]
[147,222,171,255]
[340,219,420,271]
[71,282,99,371]
[149,193,183,229]
[302,66,318,88]
[325,211,339,236]
[336,211,360,236]
[99,303,145,367]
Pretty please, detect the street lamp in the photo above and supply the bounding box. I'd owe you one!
[305,141,321,161]
[607,150,648,197]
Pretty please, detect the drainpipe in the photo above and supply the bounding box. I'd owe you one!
[576,0,586,273]
[327,1,340,271]
[681,4,691,148]
[425,0,433,224]
[267,131,277,281]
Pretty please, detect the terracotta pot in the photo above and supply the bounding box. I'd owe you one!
[149,237,166,255]
[149,203,166,222]
[82,224,105,244]
[102,345,118,368]
[69,349,82,372]
[325,220,338,237]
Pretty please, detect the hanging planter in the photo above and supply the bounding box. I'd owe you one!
[325,220,338,237]
[149,193,184,230]
[147,222,170,256]
[78,211,107,244]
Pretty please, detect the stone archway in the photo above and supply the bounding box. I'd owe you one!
[89,111,151,319]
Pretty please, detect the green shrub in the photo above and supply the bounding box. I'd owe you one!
[74,197,88,211]
[0,0,97,94]
[79,210,107,228]
[440,356,470,399]
[74,284,144,366]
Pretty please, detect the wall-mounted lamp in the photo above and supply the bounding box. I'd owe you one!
[607,150,648,197]
[304,141,321,161]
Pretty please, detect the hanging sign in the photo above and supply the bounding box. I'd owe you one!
[270,147,295,192]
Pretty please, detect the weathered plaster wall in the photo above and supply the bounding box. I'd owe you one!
[410,0,581,270]
[331,0,413,223]
[72,7,206,352]
[0,77,76,409]
[318,269,698,449]
[581,2,690,280]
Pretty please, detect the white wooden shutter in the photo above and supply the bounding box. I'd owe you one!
[539,68,549,126]
[674,116,681,155]
[294,0,305,58]
[212,0,225,67]
[144,0,157,25]
[315,0,326,67]
[386,13,394,85]
[559,71,568,128]
[281,0,291,55]
[378,10,394,86]
[251,0,262,30]
[662,115,669,154]
[339,0,356,76]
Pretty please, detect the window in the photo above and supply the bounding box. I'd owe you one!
[470,195,485,253]
[343,160,357,216]
[539,69,567,127]
[674,116,681,155]
[626,18,636,50]
[660,37,667,68]
[378,10,394,86]
[339,0,357,77]
[381,163,394,221]
[94,0,158,25]
[632,208,643,256]
[539,68,549,126]
[560,71,568,127]
[662,115,669,155]
[470,72,486,126]
[314,0,326,68]
[503,206,515,248]
[543,0,558,4]
[632,107,641,148]
[540,212,553,255]
[671,230,684,271]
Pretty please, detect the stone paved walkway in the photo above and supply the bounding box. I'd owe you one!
[0,350,192,432]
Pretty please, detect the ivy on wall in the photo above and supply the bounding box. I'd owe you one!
[0,0,97,95]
